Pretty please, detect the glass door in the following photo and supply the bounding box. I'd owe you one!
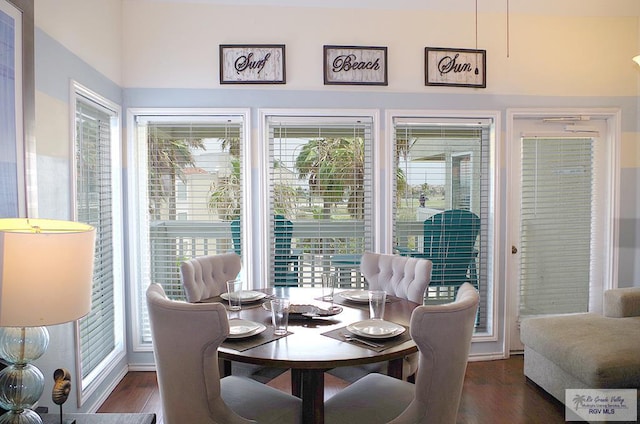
[507,113,618,352]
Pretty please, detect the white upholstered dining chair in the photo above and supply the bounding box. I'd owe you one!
[180,252,241,302]
[360,251,432,304]
[324,283,479,424]
[335,252,432,380]
[146,283,302,424]
[180,253,285,380]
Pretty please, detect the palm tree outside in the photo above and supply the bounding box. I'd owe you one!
[147,134,205,220]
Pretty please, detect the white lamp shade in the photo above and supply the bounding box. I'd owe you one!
[633,55,640,67]
[0,218,96,327]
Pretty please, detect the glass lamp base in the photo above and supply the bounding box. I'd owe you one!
[0,327,48,424]
[0,409,42,424]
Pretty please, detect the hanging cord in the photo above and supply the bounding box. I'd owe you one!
[506,0,510,57]
[475,0,478,50]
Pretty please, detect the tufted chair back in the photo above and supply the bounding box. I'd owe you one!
[146,283,302,424]
[360,252,432,304]
[324,283,479,424]
[180,253,241,302]
[390,283,479,423]
[146,283,247,423]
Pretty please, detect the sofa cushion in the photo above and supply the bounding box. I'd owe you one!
[521,313,640,388]
[604,287,640,318]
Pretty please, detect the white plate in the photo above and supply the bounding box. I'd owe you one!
[346,319,406,339]
[262,302,343,318]
[339,290,371,303]
[227,319,267,339]
[221,290,267,302]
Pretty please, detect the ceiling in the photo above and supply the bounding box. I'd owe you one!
[131,0,640,16]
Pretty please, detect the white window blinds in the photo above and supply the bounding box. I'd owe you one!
[266,116,374,287]
[75,92,121,383]
[0,4,21,217]
[143,116,244,297]
[519,137,593,315]
[135,114,245,343]
[392,117,491,331]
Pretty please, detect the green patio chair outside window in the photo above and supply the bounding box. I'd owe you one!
[397,209,480,292]
[231,215,300,286]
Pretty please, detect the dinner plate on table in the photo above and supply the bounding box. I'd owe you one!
[262,302,343,318]
[346,319,406,339]
[338,290,370,303]
[227,319,267,339]
[220,290,267,303]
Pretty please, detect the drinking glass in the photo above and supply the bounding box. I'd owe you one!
[321,272,336,302]
[270,298,290,336]
[226,279,243,312]
[368,290,387,320]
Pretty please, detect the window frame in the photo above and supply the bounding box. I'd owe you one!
[71,81,125,406]
[257,109,381,287]
[385,109,501,343]
[506,109,620,310]
[127,108,251,351]
[126,107,505,352]
[505,108,620,352]
[1,0,35,219]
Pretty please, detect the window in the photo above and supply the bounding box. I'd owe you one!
[129,110,248,347]
[73,83,124,402]
[390,115,496,334]
[1,0,35,219]
[263,113,375,287]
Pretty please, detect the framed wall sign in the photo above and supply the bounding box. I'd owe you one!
[425,47,486,88]
[219,44,286,84]
[324,45,388,86]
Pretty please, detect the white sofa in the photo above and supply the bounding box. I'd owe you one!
[520,287,640,415]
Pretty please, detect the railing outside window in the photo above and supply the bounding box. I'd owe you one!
[149,220,378,293]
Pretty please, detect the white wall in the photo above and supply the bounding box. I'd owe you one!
[121,0,640,96]
[32,0,125,414]
[35,0,122,85]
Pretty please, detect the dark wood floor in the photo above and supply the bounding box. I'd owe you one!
[97,354,568,423]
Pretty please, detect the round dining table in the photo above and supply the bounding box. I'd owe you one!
[217,287,419,424]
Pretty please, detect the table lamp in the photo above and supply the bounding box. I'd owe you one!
[0,218,95,424]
